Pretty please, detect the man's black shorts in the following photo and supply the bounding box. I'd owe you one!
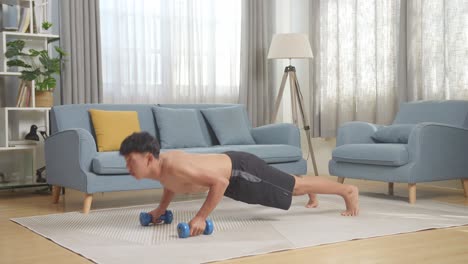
[223,151,295,210]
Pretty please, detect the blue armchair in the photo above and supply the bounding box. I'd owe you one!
[329,100,468,203]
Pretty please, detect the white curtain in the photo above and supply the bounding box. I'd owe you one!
[307,0,467,137]
[99,0,241,104]
[406,0,468,101]
[310,0,402,137]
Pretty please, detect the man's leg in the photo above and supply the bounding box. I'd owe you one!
[306,193,318,208]
[296,175,318,208]
[292,175,359,216]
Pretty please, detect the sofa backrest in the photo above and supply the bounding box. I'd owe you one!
[393,100,468,128]
[50,103,251,147]
[157,103,249,146]
[50,104,158,138]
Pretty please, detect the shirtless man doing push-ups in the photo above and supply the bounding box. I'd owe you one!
[120,132,359,237]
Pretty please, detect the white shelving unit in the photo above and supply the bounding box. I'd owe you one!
[0,0,54,189]
[0,107,50,147]
[0,31,59,74]
[0,107,50,189]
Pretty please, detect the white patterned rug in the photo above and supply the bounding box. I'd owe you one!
[11,194,468,264]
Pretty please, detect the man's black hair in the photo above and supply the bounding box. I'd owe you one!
[119,132,160,158]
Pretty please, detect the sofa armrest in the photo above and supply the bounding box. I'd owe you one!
[251,123,301,148]
[45,128,98,192]
[336,122,381,146]
[407,122,468,182]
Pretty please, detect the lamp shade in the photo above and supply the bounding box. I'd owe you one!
[267,33,313,59]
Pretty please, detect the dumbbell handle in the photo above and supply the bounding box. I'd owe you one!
[139,210,173,226]
[177,219,214,238]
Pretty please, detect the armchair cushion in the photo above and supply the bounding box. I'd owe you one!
[332,143,409,166]
[152,107,210,149]
[371,124,415,143]
[201,106,255,145]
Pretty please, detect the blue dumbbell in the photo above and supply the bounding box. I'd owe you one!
[177,219,214,238]
[139,210,173,226]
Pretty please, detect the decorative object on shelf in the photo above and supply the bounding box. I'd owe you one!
[36,166,46,183]
[36,130,48,183]
[35,90,54,107]
[268,33,318,176]
[0,172,8,183]
[25,124,39,141]
[41,21,52,31]
[39,130,48,140]
[4,23,67,107]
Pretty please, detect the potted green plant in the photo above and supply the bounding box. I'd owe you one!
[4,23,67,107]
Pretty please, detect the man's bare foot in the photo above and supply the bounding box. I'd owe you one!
[305,193,319,208]
[341,185,359,216]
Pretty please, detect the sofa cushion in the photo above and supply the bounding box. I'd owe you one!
[93,152,129,175]
[152,106,210,149]
[181,145,302,163]
[89,109,141,152]
[371,124,415,143]
[201,106,255,145]
[332,144,409,166]
[92,144,302,175]
[158,104,244,146]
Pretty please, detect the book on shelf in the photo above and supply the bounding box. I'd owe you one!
[17,7,31,33]
[15,80,32,107]
[15,81,25,107]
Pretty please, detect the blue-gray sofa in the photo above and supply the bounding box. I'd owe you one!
[329,100,468,203]
[45,104,306,213]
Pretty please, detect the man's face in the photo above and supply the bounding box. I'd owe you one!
[125,152,151,179]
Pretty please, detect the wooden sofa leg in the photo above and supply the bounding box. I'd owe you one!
[388,182,394,196]
[337,177,345,184]
[52,186,62,204]
[83,194,93,214]
[408,184,416,204]
[462,179,468,198]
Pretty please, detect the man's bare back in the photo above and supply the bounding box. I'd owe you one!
[154,151,232,194]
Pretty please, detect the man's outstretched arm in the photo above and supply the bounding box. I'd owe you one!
[149,188,175,222]
[186,168,229,236]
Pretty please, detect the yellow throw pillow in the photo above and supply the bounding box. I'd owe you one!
[89,109,141,152]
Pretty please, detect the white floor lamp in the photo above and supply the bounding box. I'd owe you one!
[268,33,318,176]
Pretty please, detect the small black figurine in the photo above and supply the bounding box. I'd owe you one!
[25,124,39,141]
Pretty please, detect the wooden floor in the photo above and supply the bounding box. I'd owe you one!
[1,176,467,264]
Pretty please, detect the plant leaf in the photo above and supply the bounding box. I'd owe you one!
[54,46,68,57]
[6,59,32,68]
[19,70,40,81]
